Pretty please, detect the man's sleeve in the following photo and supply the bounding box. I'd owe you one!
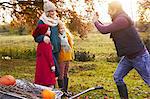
[94,17,130,34]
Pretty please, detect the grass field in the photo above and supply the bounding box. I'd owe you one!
[0,32,150,98]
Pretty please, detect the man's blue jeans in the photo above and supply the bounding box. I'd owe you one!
[114,50,150,86]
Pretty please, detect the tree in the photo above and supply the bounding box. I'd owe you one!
[0,0,97,38]
[137,0,150,32]
[137,0,150,52]
[0,0,43,34]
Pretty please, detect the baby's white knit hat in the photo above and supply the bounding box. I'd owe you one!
[43,0,56,12]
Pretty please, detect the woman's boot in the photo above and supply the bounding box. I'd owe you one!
[57,79,64,89]
[63,77,72,97]
[64,77,68,92]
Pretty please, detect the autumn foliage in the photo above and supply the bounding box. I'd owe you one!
[0,0,95,38]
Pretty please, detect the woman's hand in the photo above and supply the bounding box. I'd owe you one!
[45,30,51,36]
[43,36,50,44]
[92,12,99,23]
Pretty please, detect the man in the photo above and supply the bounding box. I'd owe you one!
[93,1,150,99]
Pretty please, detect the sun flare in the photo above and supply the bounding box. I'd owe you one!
[111,0,138,21]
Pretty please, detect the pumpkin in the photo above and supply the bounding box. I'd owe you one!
[0,75,16,86]
[41,89,56,99]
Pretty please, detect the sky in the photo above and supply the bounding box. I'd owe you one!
[86,0,138,22]
[116,0,138,21]
[0,0,139,24]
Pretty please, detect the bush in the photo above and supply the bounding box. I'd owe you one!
[9,25,30,35]
[136,22,150,32]
[0,25,10,35]
[106,53,120,62]
[74,51,95,62]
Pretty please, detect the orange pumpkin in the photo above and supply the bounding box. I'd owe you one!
[0,75,16,86]
[41,89,56,99]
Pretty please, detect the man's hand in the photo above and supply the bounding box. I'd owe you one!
[43,36,50,44]
[92,12,99,23]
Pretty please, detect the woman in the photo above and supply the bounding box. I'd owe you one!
[34,0,61,77]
